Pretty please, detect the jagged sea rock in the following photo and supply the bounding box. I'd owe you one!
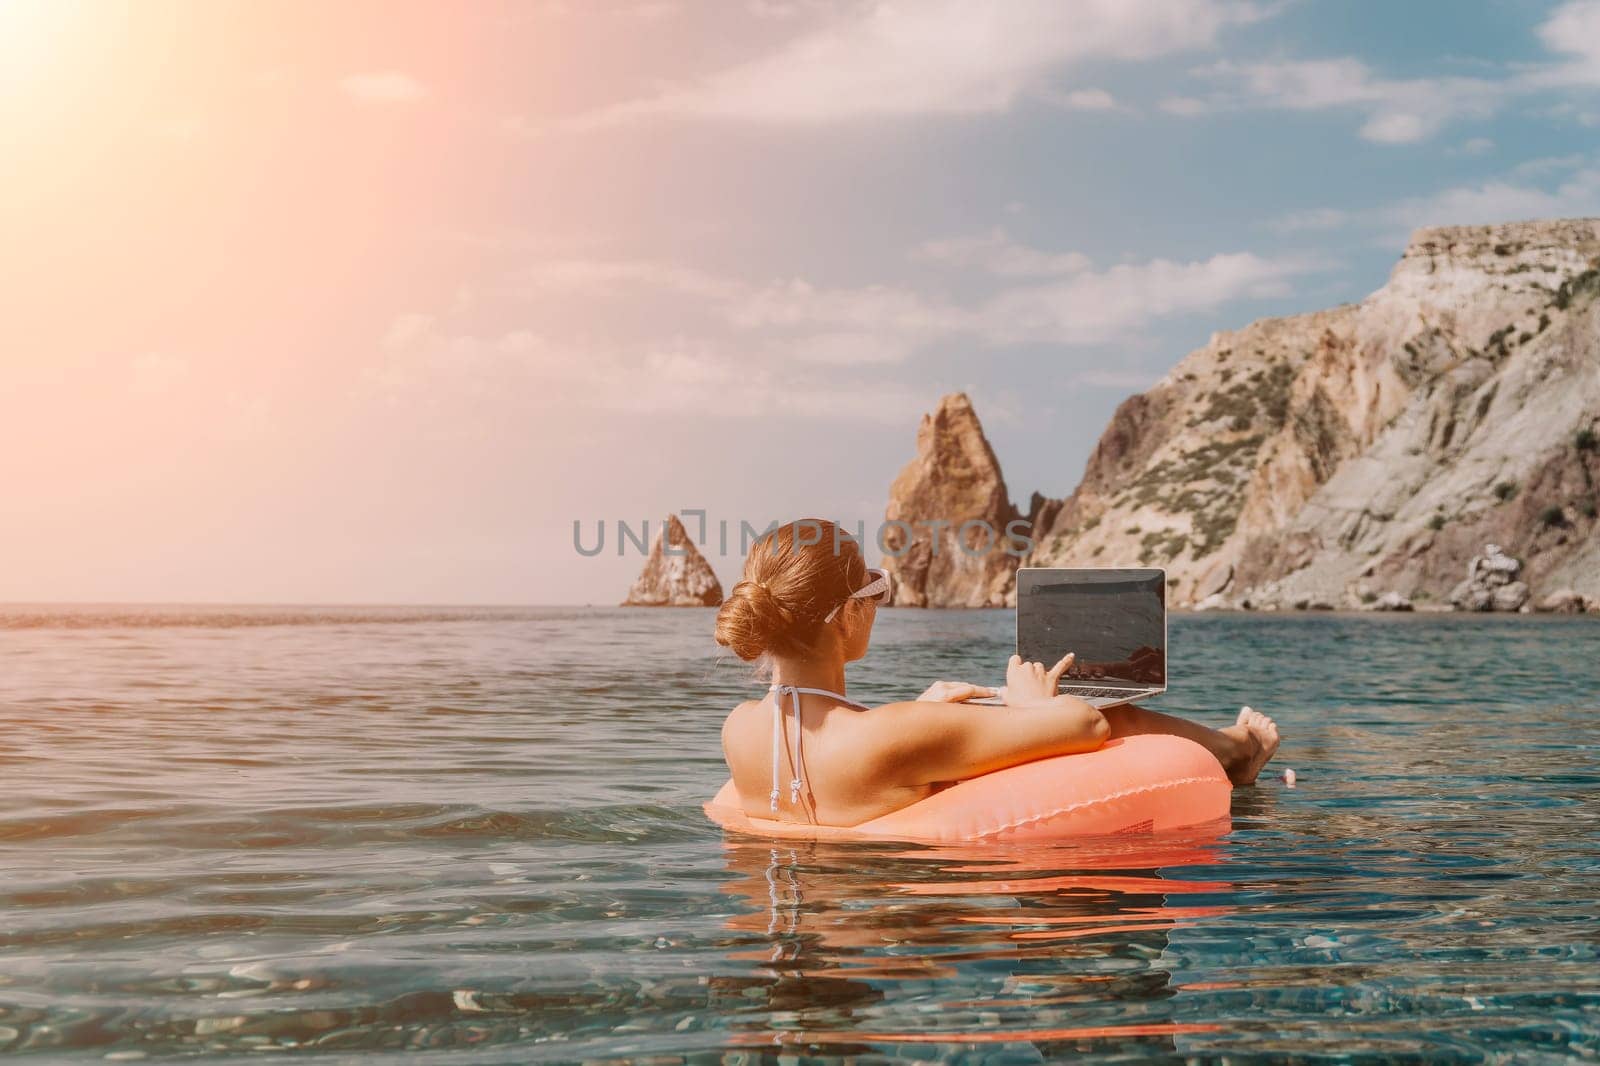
[621,515,723,607]
[882,393,1022,608]
[1537,588,1587,612]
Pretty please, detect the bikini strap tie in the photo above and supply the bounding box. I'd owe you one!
[766,684,869,816]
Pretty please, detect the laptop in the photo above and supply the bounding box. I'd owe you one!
[977,567,1168,709]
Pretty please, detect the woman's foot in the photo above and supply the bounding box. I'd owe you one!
[1218,706,1281,785]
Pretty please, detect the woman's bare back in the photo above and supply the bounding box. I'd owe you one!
[721,694,939,827]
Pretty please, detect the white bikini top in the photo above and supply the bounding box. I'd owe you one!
[766,684,869,821]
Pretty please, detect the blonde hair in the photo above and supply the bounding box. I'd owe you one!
[714,519,867,662]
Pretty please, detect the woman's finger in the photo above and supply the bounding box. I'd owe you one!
[1046,652,1075,686]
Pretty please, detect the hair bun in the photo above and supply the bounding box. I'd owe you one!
[715,580,794,662]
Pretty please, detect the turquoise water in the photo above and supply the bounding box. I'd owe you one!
[2,605,1598,1062]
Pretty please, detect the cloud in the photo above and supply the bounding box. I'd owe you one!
[1040,87,1120,111]
[363,328,932,424]
[1265,156,1600,243]
[913,228,1092,276]
[485,243,1328,423]
[568,0,1261,127]
[1532,0,1600,86]
[973,251,1316,346]
[523,241,1316,352]
[1383,165,1600,233]
[371,239,1323,423]
[728,278,933,340]
[1360,111,1428,144]
[340,72,428,104]
[1196,58,1502,144]
[1172,6,1600,143]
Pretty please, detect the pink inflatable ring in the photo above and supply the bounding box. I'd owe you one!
[704,735,1231,844]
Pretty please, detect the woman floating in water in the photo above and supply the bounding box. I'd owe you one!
[715,520,1280,829]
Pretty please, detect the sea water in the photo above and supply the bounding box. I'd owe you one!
[1,605,1597,1062]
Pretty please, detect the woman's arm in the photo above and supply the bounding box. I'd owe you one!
[869,655,1109,787]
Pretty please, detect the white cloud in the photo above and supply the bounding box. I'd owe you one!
[1041,87,1120,111]
[1511,153,1590,177]
[1267,157,1600,244]
[340,72,429,104]
[1359,111,1428,144]
[363,328,932,424]
[974,251,1315,346]
[1532,0,1600,86]
[1197,58,1502,144]
[372,240,1322,423]
[569,0,1261,127]
[1459,136,1495,156]
[727,278,965,339]
[1384,166,1600,233]
[913,229,1092,276]
[1171,6,1600,143]
[522,241,1315,353]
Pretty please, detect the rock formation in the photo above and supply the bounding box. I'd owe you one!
[621,515,723,607]
[881,393,1025,607]
[1022,217,1600,610]
[1450,543,1529,612]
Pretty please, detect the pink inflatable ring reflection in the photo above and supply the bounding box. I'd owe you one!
[704,735,1231,844]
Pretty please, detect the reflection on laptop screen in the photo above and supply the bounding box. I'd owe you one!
[1018,569,1166,688]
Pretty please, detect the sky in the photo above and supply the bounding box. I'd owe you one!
[3,0,1599,604]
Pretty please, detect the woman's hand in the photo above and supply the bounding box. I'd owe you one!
[1004,652,1075,706]
[918,681,999,703]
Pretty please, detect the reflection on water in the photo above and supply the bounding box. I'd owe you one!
[0,605,1596,1061]
[715,829,1234,1057]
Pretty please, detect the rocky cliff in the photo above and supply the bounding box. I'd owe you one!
[1028,217,1600,609]
[891,218,1600,610]
[621,515,724,607]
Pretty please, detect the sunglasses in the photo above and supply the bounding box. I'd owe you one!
[823,567,892,623]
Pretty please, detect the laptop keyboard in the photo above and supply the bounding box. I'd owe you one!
[1061,686,1146,699]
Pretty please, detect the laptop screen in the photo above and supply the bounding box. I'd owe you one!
[1016,568,1166,688]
